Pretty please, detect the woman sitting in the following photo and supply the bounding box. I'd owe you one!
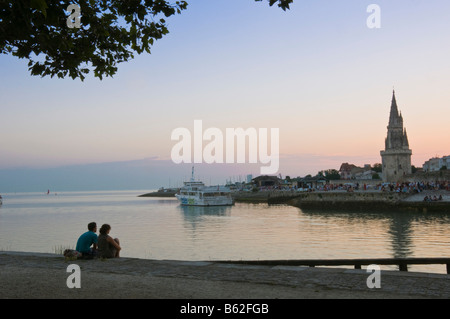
[98,224,121,258]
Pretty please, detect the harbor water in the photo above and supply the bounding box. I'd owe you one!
[0,190,449,274]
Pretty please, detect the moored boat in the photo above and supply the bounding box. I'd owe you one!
[175,168,234,207]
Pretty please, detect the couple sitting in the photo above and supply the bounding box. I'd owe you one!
[76,222,121,259]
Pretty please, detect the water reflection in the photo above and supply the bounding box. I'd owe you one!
[298,208,450,259]
[387,213,414,258]
[178,205,231,220]
[2,191,449,273]
[140,198,178,206]
[175,205,233,259]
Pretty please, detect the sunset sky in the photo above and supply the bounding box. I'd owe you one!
[1,0,449,190]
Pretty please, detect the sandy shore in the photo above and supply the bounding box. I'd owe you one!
[0,251,449,299]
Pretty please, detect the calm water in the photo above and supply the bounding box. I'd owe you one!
[0,190,449,274]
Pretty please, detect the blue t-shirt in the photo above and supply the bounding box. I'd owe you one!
[76,231,98,253]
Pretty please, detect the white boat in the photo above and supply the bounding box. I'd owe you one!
[175,168,234,207]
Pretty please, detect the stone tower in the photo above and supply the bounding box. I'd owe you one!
[380,91,412,182]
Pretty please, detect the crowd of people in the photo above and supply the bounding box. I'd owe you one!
[252,180,449,194]
[423,195,444,202]
[379,181,449,193]
[306,181,449,193]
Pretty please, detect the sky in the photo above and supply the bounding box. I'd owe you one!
[1,0,450,191]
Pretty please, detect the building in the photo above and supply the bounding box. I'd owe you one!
[380,91,412,182]
[339,163,357,180]
[252,175,282,187]
[423,157,441,172]
[353,165,377,180]
[441,156,450,169]
[297,176,327,189]
[339,163,376,180]
[423,155,450,172]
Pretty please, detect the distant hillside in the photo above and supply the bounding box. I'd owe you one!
[0,158,260,193]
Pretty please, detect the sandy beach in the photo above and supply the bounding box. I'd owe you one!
[1,251,449,299]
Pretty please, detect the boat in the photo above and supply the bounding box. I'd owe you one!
[175,168,234,206]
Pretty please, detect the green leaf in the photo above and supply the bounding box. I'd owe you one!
[30,0,48,18]
[2,0,189,80]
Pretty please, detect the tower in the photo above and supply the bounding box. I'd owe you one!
[380,90,412,182]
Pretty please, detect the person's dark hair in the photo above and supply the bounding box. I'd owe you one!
[99,224,111,235]
[88,222,97,231]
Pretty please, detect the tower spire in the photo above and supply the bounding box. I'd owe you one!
[380,89,412,182]
[403,128,409,147]
[389,90,401,127]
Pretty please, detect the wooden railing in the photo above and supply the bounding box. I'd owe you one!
[216,258,450,274]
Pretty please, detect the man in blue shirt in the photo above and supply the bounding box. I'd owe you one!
[76,222,98,257]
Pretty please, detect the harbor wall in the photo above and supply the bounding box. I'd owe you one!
[137,189,450,212]
[285,191,450,212]
[232,190,273,203]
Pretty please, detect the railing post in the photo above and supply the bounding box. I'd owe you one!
[220,258,450,273]
[399,263,408,272]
